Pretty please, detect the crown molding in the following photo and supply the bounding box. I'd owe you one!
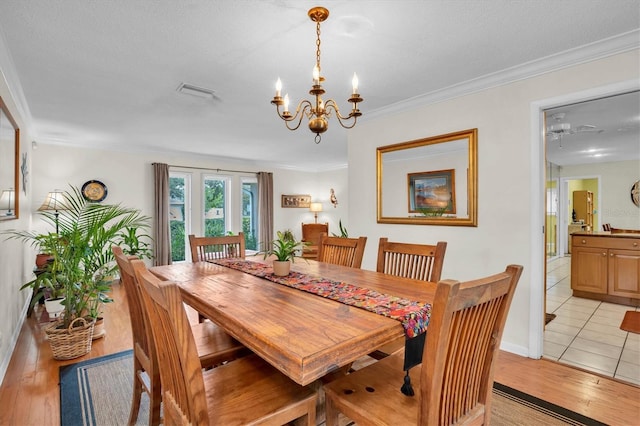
[365,30,640,121]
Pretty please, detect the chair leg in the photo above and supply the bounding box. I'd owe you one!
[325,396,340,426]
[149,372,162,426]
[306,398,317,426]
[127,367,143,425]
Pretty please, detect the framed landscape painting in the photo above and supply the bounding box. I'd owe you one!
[408,169,456,214]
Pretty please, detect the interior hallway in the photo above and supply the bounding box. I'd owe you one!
[544,256,640,385]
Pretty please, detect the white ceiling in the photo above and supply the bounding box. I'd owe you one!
[545,90,640,166]
[0,0,638,170]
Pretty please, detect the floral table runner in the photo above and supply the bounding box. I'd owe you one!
[209,258,431,338]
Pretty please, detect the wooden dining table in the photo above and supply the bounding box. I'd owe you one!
[150,257,437,386]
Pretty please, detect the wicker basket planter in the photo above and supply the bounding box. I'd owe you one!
[45,317,96,360]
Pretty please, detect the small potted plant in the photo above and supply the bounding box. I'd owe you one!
[262,230,306,276]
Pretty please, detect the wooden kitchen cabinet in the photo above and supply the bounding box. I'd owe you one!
[609,249,640,299]
[571,232,640,306]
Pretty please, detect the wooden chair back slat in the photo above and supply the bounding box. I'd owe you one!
[189,233,245,263]
[377,238,447,282]
[317,235,367,269]
[132,260,210,425]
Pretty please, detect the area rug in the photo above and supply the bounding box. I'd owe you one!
[59,350,149,426]
[60,350,606,426]
[620,310,640,334]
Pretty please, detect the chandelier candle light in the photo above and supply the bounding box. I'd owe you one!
[271,7,363,144]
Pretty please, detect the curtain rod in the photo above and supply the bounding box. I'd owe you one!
[153,163,257,174]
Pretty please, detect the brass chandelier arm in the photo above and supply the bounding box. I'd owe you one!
[275,100,313,131]
[324,100,361,129]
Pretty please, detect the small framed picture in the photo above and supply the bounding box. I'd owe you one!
[281,194,311,208]
[408,169,456,214]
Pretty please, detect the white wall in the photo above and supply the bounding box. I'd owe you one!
[273,167,348,242]
[0,74,35,382]
[29,144,349,242]
[347,49,640,356]
[560,160,640,230]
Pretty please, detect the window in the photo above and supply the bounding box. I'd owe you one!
[169,173,191,262]
[242,178,258,251]
[170,170,259,261]
[203,175,229,237]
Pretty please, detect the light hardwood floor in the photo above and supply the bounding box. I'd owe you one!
[0,281,639,425]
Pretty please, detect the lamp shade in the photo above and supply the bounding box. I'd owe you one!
[0,189,15,214]
[38,190,67,211]
[309,202,323,213]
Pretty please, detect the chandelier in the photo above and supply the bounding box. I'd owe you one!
[271,6,363,144]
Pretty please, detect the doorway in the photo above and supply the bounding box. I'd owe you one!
[536,84,640,383]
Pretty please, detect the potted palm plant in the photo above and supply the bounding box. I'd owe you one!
[262,230,306,276]
[4,186,151,359]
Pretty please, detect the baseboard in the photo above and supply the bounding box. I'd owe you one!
[0,296,30,385]
[499,340,531,358]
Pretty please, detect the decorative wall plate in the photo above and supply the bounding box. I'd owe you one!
[82,180,108,202]
[632,180,639,207]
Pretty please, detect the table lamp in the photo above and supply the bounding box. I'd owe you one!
[309,202,323,224]
[0,188,15,216]
[38,190,67,233]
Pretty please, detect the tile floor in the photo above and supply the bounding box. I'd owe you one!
[544,256,640,385]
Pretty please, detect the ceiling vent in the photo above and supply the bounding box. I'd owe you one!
[176,83,218,100]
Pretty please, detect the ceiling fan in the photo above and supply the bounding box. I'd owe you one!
[546,112,604,147]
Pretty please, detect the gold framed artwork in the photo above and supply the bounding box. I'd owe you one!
[408,169,456,214]
[281,194,311,208]
[377,128,477,227]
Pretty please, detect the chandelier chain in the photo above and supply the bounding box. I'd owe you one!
[316,21,322,73]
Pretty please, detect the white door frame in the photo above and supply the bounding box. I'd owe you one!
[529,79,639,358]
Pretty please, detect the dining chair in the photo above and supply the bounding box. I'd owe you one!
[317,234,368,269]
[602,223,611,231]
[131,259,318,426]
[189,233,246,322]
[113,246,247,426]
[189,232,245,262]
[370,238,447,359]
[301,222,329,259]
[377,238,447,282]
[324,264,523,426]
